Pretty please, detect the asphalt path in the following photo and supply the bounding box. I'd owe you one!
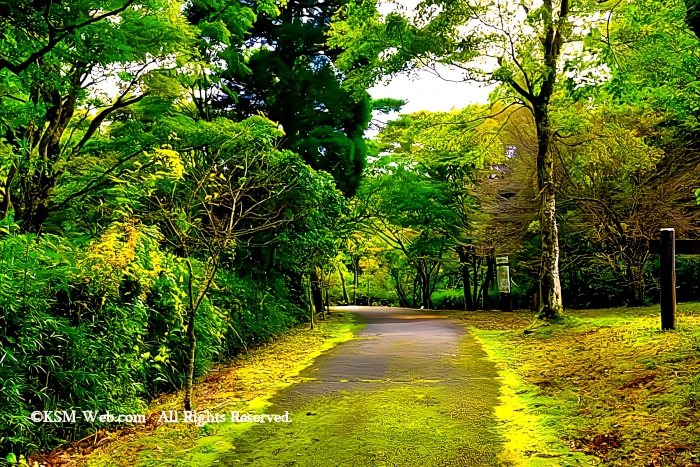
[216,306,509,467]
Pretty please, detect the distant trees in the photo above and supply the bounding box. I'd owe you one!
[331,0,611,318]
[330,0,700,313]
[337,92,700,311]
[345,108,496,310]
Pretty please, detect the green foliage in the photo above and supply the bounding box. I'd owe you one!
[3,0,700,460]
[184,0,377,196]
[0,218,310,454]
[685,374,700,406]
[430,289,464,309]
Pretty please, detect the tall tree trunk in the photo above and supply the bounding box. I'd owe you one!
[307,276,315,330]
[625,261,645,307]
[183,262,198,412]
[391,270,410,307]
[182,257,220,411]
[412,273,420,308]
[352,257,359,305]
[462,266,473,311]
[366,274,371,305]
[338,268,349,304]
[479,254,495,310]
[310,269,325,319]
[472,255,479,306]
[17,87,78,233]
[418,264,433,309]
[534,106,564,319]
[458,247,475,311]
[183,305,197,411]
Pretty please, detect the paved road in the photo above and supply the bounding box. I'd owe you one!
[216,306,509,467]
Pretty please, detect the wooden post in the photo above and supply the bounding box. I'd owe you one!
[660,228,676,330]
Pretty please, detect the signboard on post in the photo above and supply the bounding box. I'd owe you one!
[496,256,512,312]
[496,257,510,293]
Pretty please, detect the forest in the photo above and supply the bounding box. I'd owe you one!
[1,0,700,465]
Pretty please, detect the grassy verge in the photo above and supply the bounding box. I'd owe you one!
[456,304,700,467]
[39,312,362,467]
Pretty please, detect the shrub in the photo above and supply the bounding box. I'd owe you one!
[431,289,465,310]
[0,222,305,457]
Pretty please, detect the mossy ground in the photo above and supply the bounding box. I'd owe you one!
[60,313,362,467]
[455,303,700,467]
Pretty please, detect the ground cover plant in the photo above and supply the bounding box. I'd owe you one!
[466,303,700,467]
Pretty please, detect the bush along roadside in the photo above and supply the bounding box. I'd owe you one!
[37,312,361,467]
[0,228,310,462]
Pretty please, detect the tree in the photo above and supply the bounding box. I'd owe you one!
[0,0,141,75]
[185,0,376,196]
[557,104,700,305]
[0,0,191,232]
[332,0,609,318]
[147,117,312,410]
[374,108,490,309]
[354,155,457,309]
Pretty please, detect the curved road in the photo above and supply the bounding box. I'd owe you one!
[216,306,509,467]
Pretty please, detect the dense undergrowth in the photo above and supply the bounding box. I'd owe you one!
[0,226,307,458]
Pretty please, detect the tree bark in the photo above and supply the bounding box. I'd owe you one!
[366,274,371,305]
[391,270,410,307]
[184,306,197,411]
[352,256,359,305]
[463,265,473,311]
[183,257,219,411]
[457,247,475,311]
[16,86,78,232]
[412,273,420,308]
[418,263,433,309]
[472,255,480,307]
[534,105,564,319]
[307,276,315,330]
[338,268,349,304]
[479,254,495,309]
[310,269,325,318]
[625,262,645,306]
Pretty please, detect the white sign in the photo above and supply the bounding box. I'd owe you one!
[496,265,510,293]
